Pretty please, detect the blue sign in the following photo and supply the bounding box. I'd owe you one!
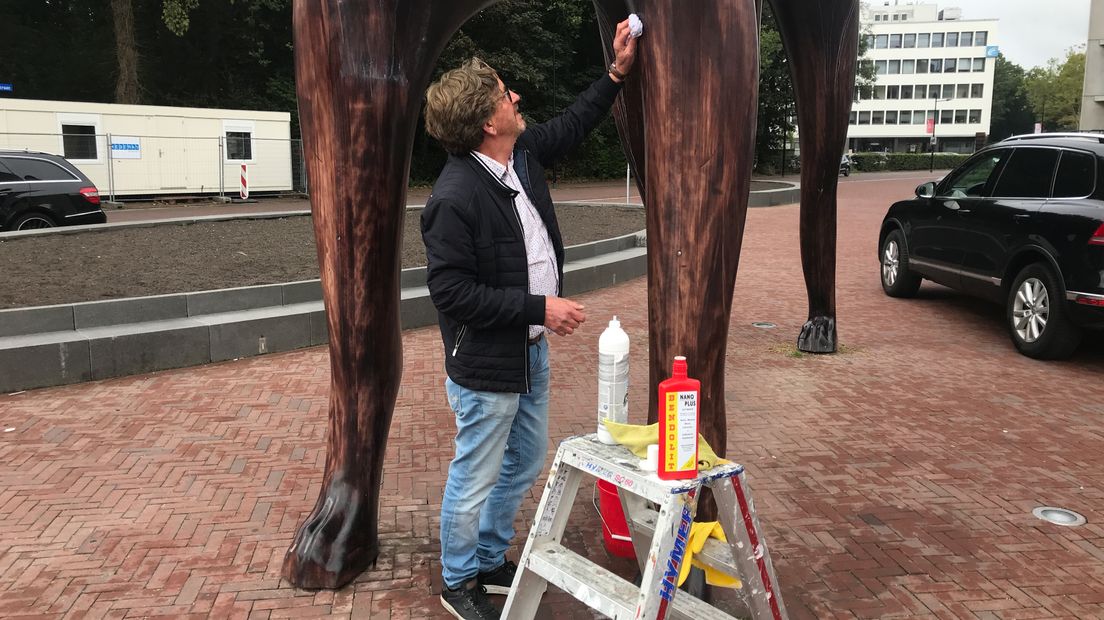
[986,46,1000,58]
[0,84,12,92]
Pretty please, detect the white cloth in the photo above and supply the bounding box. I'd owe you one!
[472,151,558,339]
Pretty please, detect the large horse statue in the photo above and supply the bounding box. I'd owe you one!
[282,0,859,589]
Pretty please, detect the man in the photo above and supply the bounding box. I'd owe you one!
[421,19,639,620]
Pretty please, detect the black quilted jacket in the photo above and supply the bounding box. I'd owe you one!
[421,74,621,393]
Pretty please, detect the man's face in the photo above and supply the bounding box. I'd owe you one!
[487,78,525,139]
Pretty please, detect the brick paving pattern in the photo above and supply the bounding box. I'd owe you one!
[2,172,1103,619]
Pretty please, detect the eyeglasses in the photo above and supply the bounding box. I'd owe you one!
[501,84,514,102]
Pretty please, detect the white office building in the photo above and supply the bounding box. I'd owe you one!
[848,2,998,154]
[1080,0,1104,131]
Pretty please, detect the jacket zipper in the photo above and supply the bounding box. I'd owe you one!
[452,324,468,357]
[507,193,532,393]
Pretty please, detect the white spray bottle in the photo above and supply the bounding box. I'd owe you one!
[597,316,630,444]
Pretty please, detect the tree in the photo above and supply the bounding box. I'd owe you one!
[1025,47,1086,131]
[989,53,1034,140]
[111,0,140,103]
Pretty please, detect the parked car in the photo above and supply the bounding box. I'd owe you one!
[839,154,853,177]
[0,150,106,232]
[878,133,1104,359]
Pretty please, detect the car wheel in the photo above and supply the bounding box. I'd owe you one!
[843,168,850,177]
[1006,263,1081,359]
[880,229,922,297]
[11,212,56,231]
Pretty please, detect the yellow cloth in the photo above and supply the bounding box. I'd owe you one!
[599,419,730,470]
[678,522,742,588]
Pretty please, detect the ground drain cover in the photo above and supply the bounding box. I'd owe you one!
[751,322,776,329]
[1032,506,1086,527]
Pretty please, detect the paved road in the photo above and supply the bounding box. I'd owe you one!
[3,171,1103,619]
[102,171,945,223]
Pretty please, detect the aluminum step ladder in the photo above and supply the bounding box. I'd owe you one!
[502,434,788,620]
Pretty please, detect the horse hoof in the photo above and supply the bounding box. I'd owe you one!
[797,316,837,353]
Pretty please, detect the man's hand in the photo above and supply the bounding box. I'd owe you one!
[545,296,586,336]
[610,19,639,81]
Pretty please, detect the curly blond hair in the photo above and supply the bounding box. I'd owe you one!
[424,57,501,155]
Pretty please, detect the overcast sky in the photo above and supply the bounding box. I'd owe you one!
[937,0,1092,69]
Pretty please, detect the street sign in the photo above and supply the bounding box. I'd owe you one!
[926,118,935,134]
[930,137,937,146]
[0,84,12,93]
[986,46,1000,58]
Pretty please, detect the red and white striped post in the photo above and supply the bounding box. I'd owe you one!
[240,164,249,200]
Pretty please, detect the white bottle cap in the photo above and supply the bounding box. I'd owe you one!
[640,443,659,472]
[609,315,620,328]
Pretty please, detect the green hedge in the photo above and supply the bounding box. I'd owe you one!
[851,152,969,172]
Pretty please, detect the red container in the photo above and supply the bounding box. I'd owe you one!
[596,480,636,558]
[658,356,700,480]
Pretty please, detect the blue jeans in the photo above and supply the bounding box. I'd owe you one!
[439,338,550,589]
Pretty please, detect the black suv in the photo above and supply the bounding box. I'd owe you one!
[878,133,1104,359]
[0,151,106,232]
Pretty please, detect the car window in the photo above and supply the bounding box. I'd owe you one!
[941,149,1009,198]
[0,160,22,183]
[3,157,78,182]
[1051,150,1096,198]
[991,148,1059,198]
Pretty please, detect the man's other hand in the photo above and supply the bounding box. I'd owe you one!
[545,297,586,336]
[612,19,639,77]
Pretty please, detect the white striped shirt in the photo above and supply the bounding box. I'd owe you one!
[472,151,558,339]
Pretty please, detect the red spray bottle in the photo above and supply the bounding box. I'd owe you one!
[657,356,699,480]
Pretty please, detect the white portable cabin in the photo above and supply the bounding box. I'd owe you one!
[0,98,293,197]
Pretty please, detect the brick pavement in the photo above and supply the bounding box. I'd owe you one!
[3,172,1103,619]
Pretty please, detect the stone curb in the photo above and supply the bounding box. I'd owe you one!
[0,231,648,393]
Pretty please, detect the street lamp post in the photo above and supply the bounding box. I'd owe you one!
[929,95,953,173]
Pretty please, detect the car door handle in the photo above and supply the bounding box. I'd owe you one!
[1013,214,1031,223]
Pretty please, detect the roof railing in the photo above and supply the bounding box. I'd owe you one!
[1001,132,1104,144]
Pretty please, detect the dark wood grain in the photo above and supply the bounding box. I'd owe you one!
[772,0,860,353]
[284,0,494,590]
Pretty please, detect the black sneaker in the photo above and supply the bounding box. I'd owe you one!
[440,580,501,620]
[477,560,517,596]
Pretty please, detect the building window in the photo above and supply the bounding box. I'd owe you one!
[942,84,955,99]
[901,85,914,99]
[865,35,876,49]
[874,85,887,100]
[916,59,929,74]
[888,85,900,99]
[859,84,874,100]
[931,32,944,47]
[886,110,899,124]
[872,111,885,124]
[954,109,967,124]
[902,59,916,74]
[874,14,882,21]
[918,33,931,47]
[946,32,959,47]
[900,110,912,124]
[973,58,985,72]
[975,31,988,46]
[61,125,98,160]
[875,60,887,75]
[971,83,984,98]
[944,58,957,73]
[888,59,901,74]
[968,109,982,123]
[892,14,900,21]
[916,110,928,123]
[225,131,253,161]
[890,34,902,48]
[941,110,954,124]
[960,32,974,46]
[904,33,917,48]
[858,111,871,125]
[958,57,971,72]
[875,34,888,48]
[956,84,970,98]
[929,59,943,73]
[849,111,857,125]
[901,14,908,21]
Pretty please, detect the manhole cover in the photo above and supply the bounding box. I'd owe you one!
[1032,506,1086,527]
[751,322,776,329]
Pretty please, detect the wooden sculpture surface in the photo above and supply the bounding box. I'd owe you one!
[284,0,858,589]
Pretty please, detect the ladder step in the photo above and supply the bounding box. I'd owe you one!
[525,541,738,620]
[630,509,742,583]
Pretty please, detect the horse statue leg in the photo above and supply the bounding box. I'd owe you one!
[595,0,762,477]
[284,0,498,590]
[770,0,860,354]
